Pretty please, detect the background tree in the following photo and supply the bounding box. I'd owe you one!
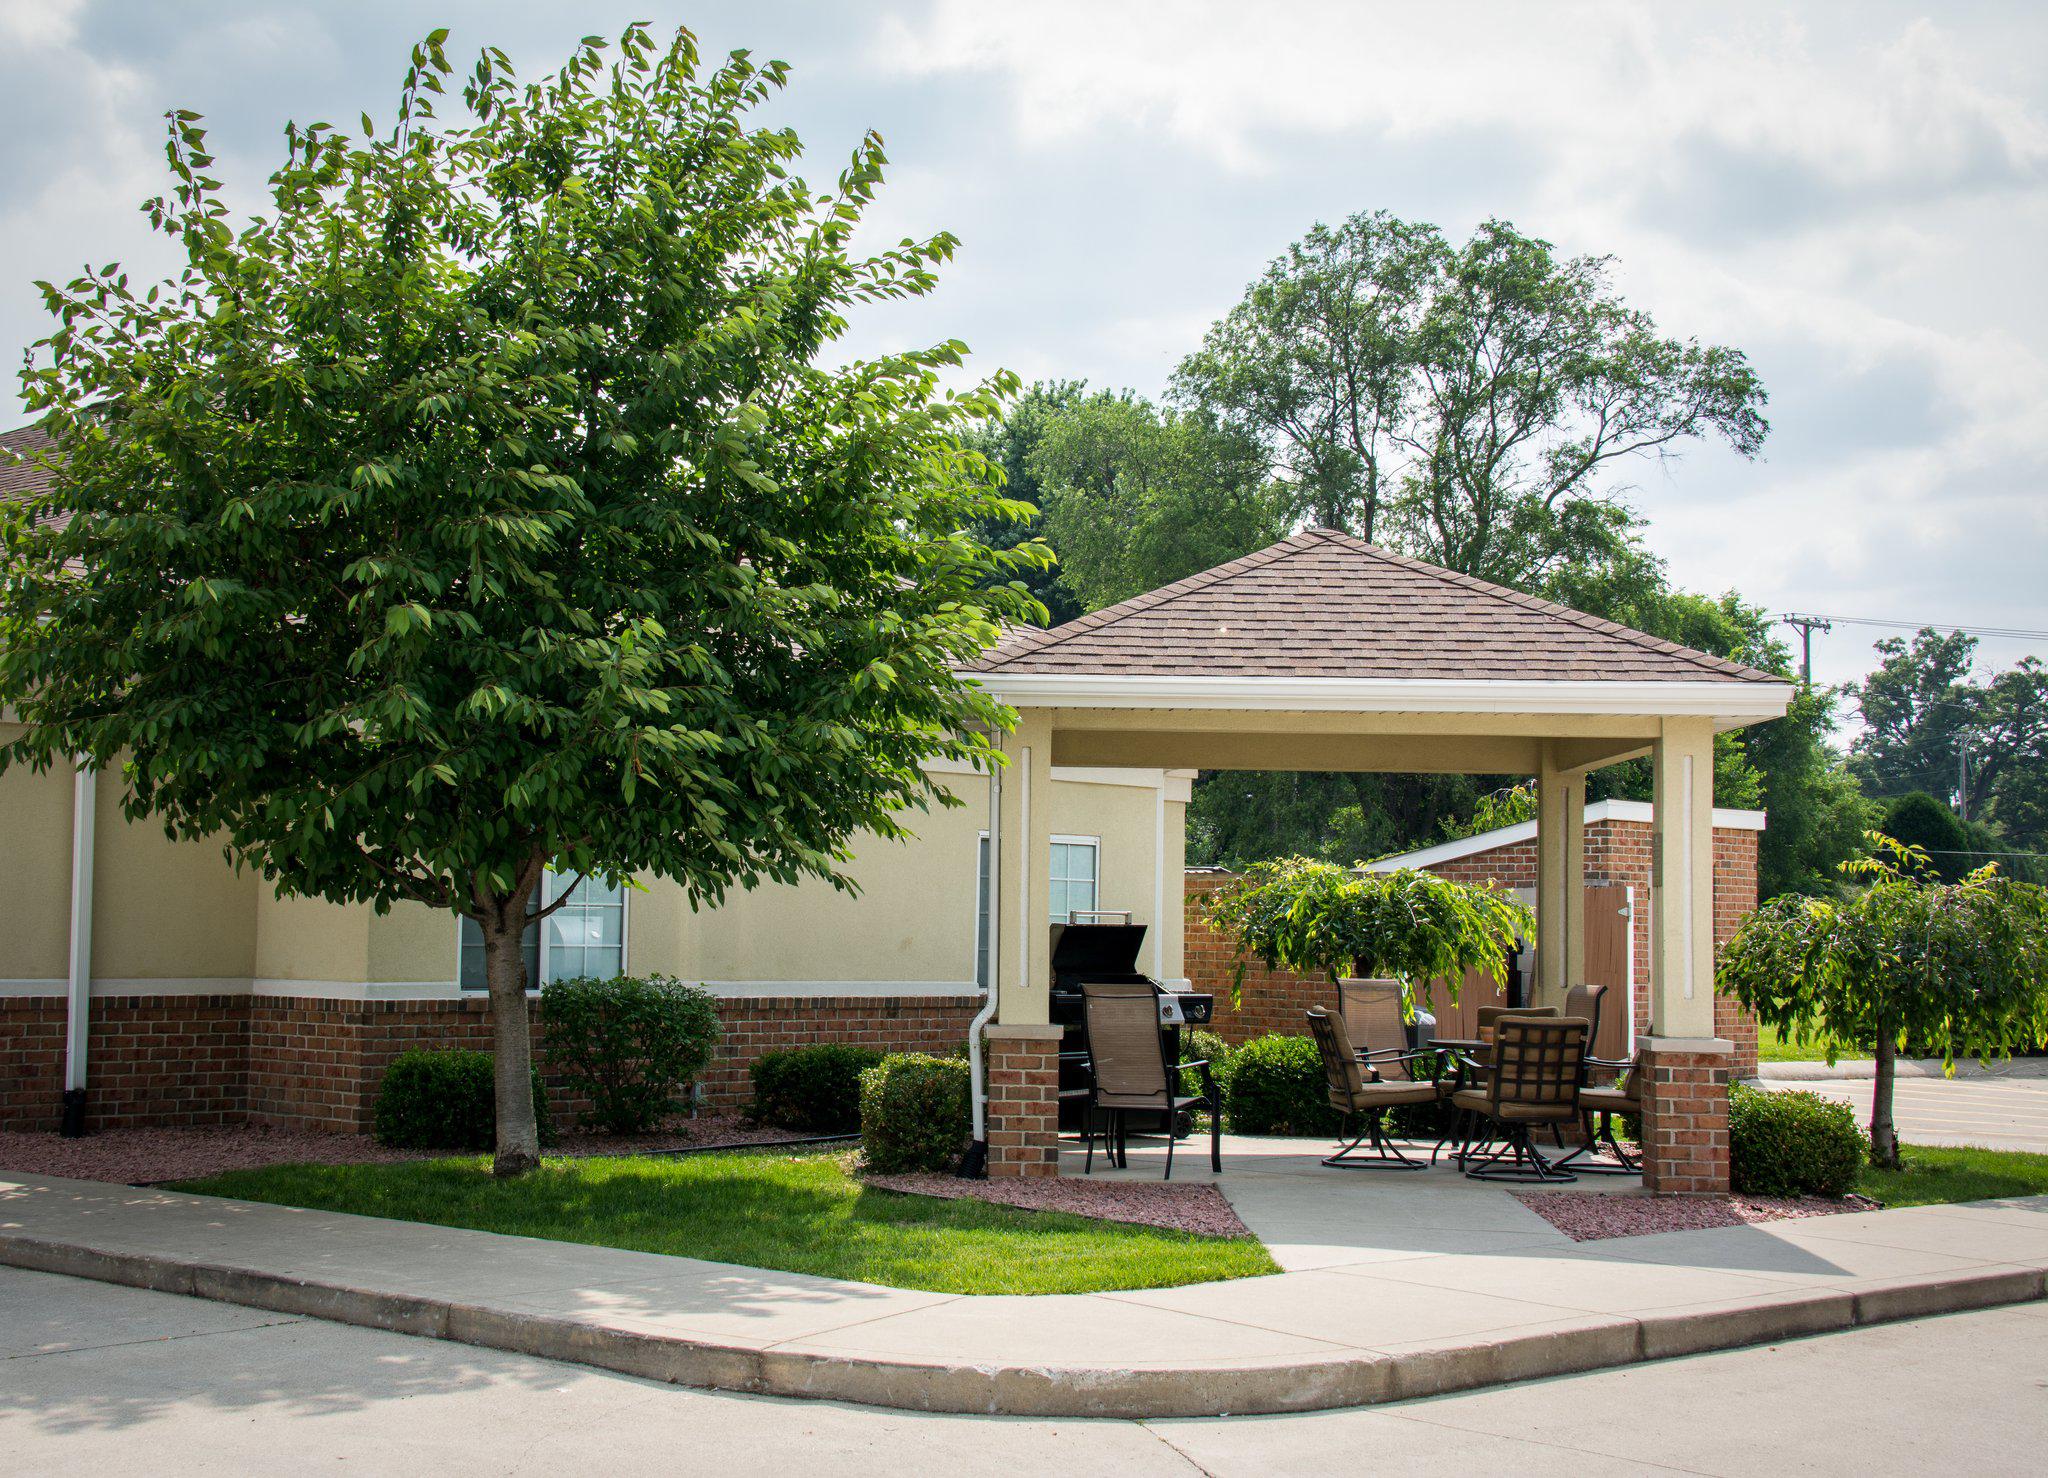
[1028,390,1285,610]
[1852,630,2046,860]
[1720,837,2048,1167]
[0,25,1044,1176]
[1851,629,1983,806]
[1173,211,1768,587]
[963,379,1088,625]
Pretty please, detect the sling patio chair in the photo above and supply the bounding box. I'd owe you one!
[1305,1008,1448,1171]
[1451,1015,1591,1183]
[1563,982,1608,1053]
[1079,979,1221,1181]
[1337,978,1424,1082]
[1553,1041,1644,1174]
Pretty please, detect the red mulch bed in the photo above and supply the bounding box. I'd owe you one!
[0,1114,817,1187]
[1515,1188,1882,1242]
[863,1170,1251,1238]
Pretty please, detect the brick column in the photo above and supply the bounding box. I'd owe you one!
[985,1023,1062,1179]
[1638,1037,1732,1194]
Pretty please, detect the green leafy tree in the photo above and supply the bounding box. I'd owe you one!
[1207,858,1533,1012]
[1851,629,1982,806]
[963,379,1089,625]
[1029,390,1285,610]
[1719,836,2048,1167]
[0,26,1044,1176]
[1852,632,2046,858]
[1174,211,1767,586]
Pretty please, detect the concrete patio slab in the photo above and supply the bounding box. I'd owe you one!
[3,1159,2044,1419]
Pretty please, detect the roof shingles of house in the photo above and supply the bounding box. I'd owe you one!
[967,528,1778,685]
[0,422,56,501]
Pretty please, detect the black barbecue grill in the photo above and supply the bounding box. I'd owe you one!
[1048,918,1213,1133]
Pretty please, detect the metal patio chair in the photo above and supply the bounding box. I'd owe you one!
[1305,1008,1447,1171]
[1079,979,1221,1181]
[1451,1016,1591,1183]
[1554,1041,1644,1174]
[1337,978,1420,1082]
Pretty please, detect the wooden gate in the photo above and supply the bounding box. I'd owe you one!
[1418,882,1632,1059]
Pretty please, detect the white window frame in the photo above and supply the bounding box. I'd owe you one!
[457,870,630,992]
[973,832,1110,983]
[1048,833,1102,924]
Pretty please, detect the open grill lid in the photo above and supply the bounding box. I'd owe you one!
[1049,921,1149,983]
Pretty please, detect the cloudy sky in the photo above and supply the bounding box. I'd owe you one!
[3,1,2043,698]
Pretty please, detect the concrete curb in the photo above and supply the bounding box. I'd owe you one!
[3,1229,2042,1417]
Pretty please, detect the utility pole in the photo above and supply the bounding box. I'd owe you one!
[1781,614,1833,686]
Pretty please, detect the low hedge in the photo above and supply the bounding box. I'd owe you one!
[751,1044,885,1133]
[1221,1034,1342,1137]
[1729,1082,1867,1198]
[372,1049,554,1151]
[859,1053,972,1173]
[541,974,721,1135]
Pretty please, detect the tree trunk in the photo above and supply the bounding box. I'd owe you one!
[479,906,542,1179]
[1869,1029,1900,1171]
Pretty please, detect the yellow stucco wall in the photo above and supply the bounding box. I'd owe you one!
[0,729,76,983]
[0,733,259,986]
[3,742,1186,991]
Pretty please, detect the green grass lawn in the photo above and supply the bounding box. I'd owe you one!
[1756,1022,1869,1063]
[1858,1144,2048,1209]
[175,1149,1278,1296]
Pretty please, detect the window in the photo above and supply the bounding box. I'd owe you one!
[459,871,626,990]
[972,834,1105,985]
[1049,836,1100,923]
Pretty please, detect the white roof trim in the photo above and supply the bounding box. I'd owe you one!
[959,673,1793,721]
[1366,799,1766,873]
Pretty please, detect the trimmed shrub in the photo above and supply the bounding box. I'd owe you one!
[1729,1082,1867,1198]
[372,1049,554,1151]
[751,1044,885,1133]
[859,1053,972,1173]
[541,974,721,1135]
[1221,1034,1342,1137]
[1178,1028,1231,1096]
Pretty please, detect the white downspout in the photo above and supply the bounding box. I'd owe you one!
[964,759,1001,1171]
[62,759,96,1135]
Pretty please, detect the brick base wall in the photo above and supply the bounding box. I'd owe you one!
[1185,818,1763,1081]
[1,990,979,1136]
[985,1025,1061,1178]
[1638,1045,1732,1194]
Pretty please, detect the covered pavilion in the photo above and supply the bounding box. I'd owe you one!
[964,528,1792,1191]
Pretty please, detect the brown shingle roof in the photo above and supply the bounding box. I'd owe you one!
[0,422,56,500]
[968,528,1776,684]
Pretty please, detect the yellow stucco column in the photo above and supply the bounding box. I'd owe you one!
[1648,716,1718,1039]
[994,708,1054,1026]
[1534,747,1586,1007]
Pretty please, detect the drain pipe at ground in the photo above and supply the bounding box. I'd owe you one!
[958,758,1001,1179]
[61,758,96,1137]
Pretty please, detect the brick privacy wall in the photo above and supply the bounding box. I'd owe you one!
[1184,819,1762,1078]
[985,1028,1060,1178]
[1638,1047,1732,1194]
[3,991,979,1134]
[1185,871,1332,1045]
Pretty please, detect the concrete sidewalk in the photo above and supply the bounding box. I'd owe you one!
[2,1163,2044,1418]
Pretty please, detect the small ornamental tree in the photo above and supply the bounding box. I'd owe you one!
[0,26,1046,1176]
[1719,835,2048,1168]
[1206,858,1533,1009]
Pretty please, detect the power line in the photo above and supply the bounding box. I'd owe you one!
[1781,614,2048,643]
